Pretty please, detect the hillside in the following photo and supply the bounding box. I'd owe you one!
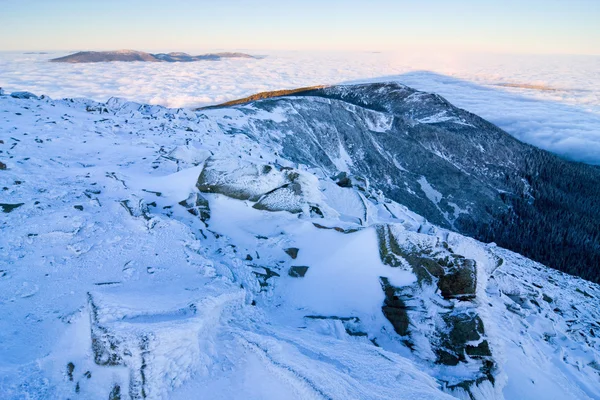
[1,87,599,399]
[201,83,600,283]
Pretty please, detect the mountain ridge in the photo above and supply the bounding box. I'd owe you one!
[49,49,259,63]
[198,82,600,283]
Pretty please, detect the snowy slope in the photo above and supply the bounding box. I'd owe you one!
[1,90,599,400]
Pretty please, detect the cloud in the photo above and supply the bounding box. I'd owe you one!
[1,51,599,164]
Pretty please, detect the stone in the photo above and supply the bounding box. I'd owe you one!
[437,258,477,300]
[10,91,38,100]
[0,203,24,213]
[379,277,410,336]
[179,192,210,222]
[284,247,299,259]
[288,266,309,278]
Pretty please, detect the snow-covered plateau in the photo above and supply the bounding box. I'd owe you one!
[1,87,599,400]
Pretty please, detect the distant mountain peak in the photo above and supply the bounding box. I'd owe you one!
[49,50,259,63]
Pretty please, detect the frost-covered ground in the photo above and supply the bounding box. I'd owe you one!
[1,92,599,399]
[0,51,599,164]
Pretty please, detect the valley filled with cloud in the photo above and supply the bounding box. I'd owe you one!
[2,51,599,164]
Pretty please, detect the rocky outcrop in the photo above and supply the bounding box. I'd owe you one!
[10,91,38,99]
[196,158,322,216]
[376,224,494,397]
[87,288,243,399]
[288,266,309,278]
[179,192,210,222]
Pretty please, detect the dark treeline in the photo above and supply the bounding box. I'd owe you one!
[477,151,600,284]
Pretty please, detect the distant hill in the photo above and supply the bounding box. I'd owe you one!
[49,50,258,63]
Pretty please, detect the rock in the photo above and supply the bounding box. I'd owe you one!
[119,199,151,221]
[313,222,360,234]
[284,247,299,259]
[379,277,410,336]
[0,161,6,170]
[67,362,75,381]
[376,225,404,267]
[376,225,477,299]
[253,183,304,213]
[288,266,309,278]
[437,313,490,365]
[0,203,24,213]
[375,225,494,390]
[304,315,367,337]
[253,267,280,288]
[10,91,38,100]
[466,340,492,358]
[333,171,352,188]
[332,172,369,191]
[437,258,477,300]
[179,192,210,221]
[108,384,121,400]
[196,159,287,201]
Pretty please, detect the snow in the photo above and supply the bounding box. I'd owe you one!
[418,176,442,205]
[1,51,599,164]
[1,93,600,400]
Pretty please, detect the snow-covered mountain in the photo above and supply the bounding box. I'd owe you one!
[198,83,600,284]
[1,86,599,400]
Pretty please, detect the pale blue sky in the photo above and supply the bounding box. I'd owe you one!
[1,0,599,54]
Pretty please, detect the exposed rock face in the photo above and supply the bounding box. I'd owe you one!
[49,50,257,63]
[288,266,309,278]
[437,257,476,300]
[376,224,494,397]
[379,277,410,337]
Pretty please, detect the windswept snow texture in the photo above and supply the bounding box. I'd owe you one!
[1,51,599,164]
[1,91,600,400]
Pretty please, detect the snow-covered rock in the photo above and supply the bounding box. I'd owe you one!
[9,91,38,99]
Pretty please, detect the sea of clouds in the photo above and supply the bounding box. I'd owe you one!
[1,51,599,165]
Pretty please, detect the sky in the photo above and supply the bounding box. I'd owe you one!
[1,0,599,55]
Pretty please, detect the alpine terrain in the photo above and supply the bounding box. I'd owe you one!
[1,84,599,400]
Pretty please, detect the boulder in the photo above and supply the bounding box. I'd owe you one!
[437,258,477,300]
[284,247,299,259]
[288,266,309,278]
[10,91,38,100]
[179,192,210,222]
